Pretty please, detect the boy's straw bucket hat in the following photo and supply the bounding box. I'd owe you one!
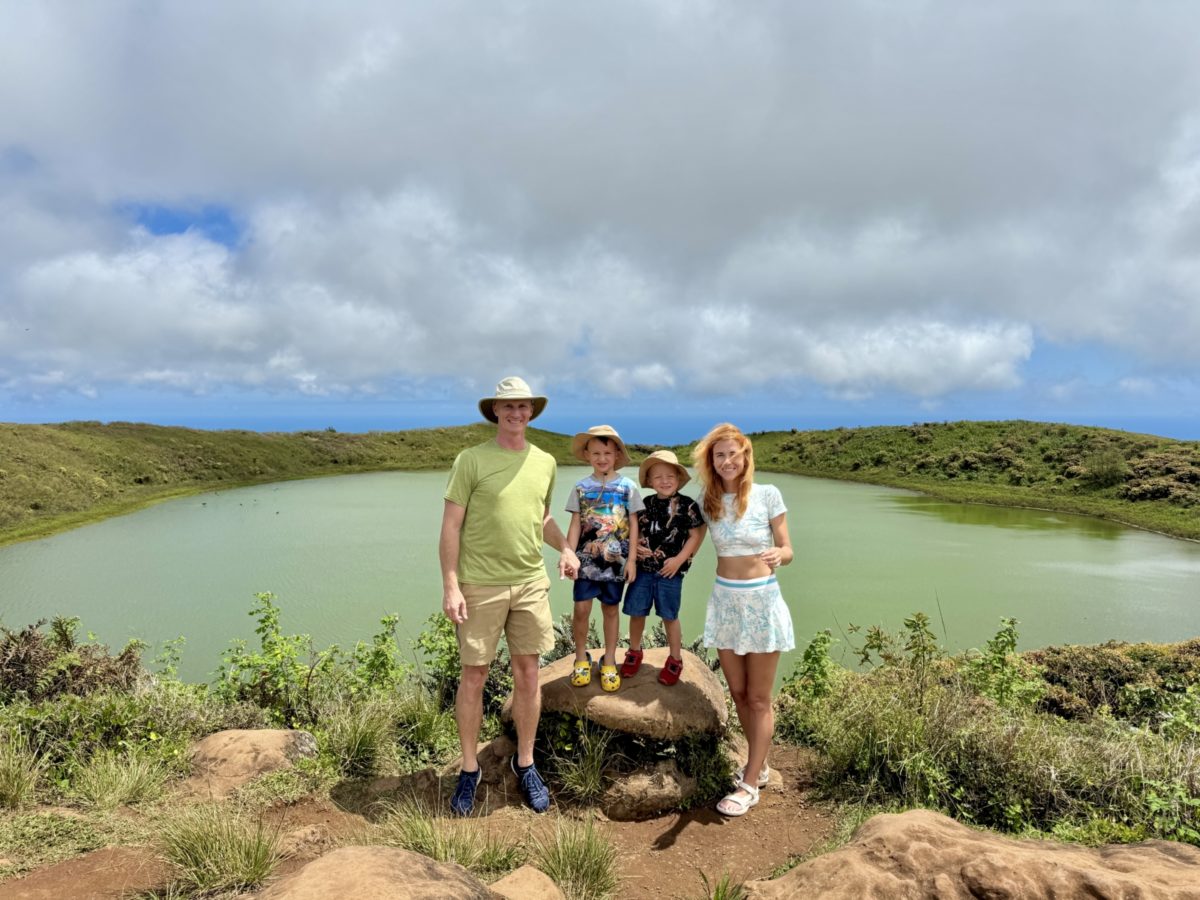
[571,425,630,470]
[478,376,547,423]
[638,450,691,489]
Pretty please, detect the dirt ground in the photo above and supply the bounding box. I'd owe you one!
[0,744,836,900]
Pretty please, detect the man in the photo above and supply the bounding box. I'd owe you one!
[438,376,579,815]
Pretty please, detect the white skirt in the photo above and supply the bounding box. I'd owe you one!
[703,575,795,655]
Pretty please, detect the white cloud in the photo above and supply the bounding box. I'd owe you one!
[2,2,1200,415]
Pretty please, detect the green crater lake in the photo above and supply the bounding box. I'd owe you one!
[2,467,1198,683]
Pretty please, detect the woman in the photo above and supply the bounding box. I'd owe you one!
[694,423,795,817]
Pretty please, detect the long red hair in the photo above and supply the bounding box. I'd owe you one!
[694,423,754,522]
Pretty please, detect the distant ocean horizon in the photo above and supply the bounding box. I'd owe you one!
[10,412,1196,446]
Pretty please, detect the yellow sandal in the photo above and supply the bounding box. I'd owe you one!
[570,653,593,687]
[599,661,621,693]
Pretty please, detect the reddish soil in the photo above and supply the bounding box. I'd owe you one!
[0,744,835,900]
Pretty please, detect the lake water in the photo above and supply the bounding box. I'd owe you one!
[2,468,1198,683]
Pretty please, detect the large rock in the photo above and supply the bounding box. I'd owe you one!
[504,648,727,739]
[183,728,317,799]
[489,865,565,899]
[601,759,697,821]
[257,846,492,899]
[746,808,1200,900]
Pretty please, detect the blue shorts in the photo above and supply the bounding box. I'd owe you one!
[622,571,683,621]
[573,578,624,606]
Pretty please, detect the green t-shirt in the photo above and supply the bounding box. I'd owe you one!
[444,440,557,586]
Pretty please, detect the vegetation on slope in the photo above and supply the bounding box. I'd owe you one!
[678,420,1199,540]
[0,421,575,545]
[1,418,1196,545]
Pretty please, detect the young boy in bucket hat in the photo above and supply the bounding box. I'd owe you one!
[561,425,643,693]
[622,450,706,685]
[439,376,579,816]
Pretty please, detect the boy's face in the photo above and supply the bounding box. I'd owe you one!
[586,438,617,476]
[647,463,679,498]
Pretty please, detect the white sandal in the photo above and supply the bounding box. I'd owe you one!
[734,763,770,788]
[716,780,759,817]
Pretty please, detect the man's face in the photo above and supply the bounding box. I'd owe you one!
[494,399,533,432]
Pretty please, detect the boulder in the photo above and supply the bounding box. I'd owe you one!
[746,808,1200,900]
[489,864,565,899]
[601,759,697,821]
[505,648,726,739]
[257,846,493,899]
[183,729,317,799]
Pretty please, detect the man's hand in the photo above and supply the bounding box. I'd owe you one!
[660,554,687,578]
[443,588,468,625]
[559,548,580,580]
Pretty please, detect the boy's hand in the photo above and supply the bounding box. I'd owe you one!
[660,554,687,578]
[636,543,653,560]
[625,560,637,584]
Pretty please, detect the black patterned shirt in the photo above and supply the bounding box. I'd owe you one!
[635,492,704,575]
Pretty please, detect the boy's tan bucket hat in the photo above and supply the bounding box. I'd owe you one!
[478,376,547,423]
[638,449,691,489]
[571,425,630,470]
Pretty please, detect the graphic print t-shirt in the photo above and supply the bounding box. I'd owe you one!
[636,493,704,575]
[566,474,644,582]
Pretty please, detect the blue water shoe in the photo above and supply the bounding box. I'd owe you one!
[450,768,481,816]
[511,756,550,813]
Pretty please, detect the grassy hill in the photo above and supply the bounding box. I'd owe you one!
[682,420,1199,540]
[1,419,1197,546]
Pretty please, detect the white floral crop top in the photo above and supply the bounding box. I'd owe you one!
[701,483,787,557]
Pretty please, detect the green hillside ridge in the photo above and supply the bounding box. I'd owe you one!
[0,419,1197,547]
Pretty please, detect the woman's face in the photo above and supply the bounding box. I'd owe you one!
[711,438,746,487]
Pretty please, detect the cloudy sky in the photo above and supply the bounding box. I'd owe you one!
[2,1,1199,443]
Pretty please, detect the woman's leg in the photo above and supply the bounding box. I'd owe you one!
[718,649,779,809]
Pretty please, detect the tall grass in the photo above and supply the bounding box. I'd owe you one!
[551,721,614,804]
[0,730,44,808]
[531,818,618,900]
[364,799,525,879]
[69,748,168,809]
[158,804,281,893]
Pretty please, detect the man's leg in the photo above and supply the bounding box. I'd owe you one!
[511,653,541,767]
[456,664,489,772]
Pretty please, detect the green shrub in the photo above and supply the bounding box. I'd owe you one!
[158,804,281,893]
[319,701,393,778]
[0,616,143,703]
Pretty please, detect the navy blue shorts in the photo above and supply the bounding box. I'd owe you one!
[573,578,624,606]
[622,571,683,621]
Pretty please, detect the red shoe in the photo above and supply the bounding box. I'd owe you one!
[658,654,683,685]
[620,648,644,678]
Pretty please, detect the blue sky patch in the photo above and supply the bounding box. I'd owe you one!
[124,203,243,248]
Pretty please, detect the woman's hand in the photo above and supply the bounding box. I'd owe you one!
[759,547,785,570]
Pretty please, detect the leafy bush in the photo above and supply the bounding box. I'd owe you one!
[0,616,143,703]
[776,615,1200,843]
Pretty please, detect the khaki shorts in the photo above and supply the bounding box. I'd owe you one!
[457,576,554,666]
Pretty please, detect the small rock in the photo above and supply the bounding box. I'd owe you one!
[490,864,565,899]
[601,760,697,820]
[257,846,492,899]
[183,729,318,799]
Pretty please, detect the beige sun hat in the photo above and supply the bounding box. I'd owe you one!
[571,425,630,470]
[638,449,691,489]
[478,376,548,423]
